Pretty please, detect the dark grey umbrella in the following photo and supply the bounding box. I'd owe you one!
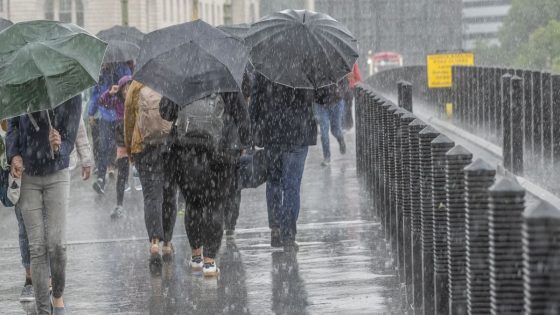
[244,9,359,89]
[0,18,13,31]
[97,25,144,46]
[134,20,249,106]
[97,26,144,63]
[217,23,250,39]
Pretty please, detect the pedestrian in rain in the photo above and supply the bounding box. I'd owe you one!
[7,96,82,315]
[124,80,176,263]
[314,80,347,167]
[88,62,132,194]
[159,90,251,277]
[99,75,133,219]
[250,73,317,250]
[342,63,362,130]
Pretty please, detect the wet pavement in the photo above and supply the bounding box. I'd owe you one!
[0,130,403,314]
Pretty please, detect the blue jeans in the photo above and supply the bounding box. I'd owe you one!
[96,119,116,181]
[314,100,345,160]
[15,205,31,269]
[265,145,309,242]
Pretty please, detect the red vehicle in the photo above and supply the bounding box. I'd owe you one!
[368,51,403,75]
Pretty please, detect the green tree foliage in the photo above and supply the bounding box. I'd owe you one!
[472,41,504,67]
[513,20,560,72]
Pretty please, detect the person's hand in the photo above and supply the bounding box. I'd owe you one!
[10,155,23,178]
[82,166,91,181]
[49,128,61,153]
[109,85,119,96]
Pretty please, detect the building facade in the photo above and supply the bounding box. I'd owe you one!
[0,0,258,34]
[462,0,511,49]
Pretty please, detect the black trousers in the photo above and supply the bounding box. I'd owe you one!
[166,146,238,258]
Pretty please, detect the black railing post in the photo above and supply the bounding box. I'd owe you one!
[502,74,513,170]
[489,178,525,314]
[382,102,396,241]
[387,105,400,254]
[408,119,428,314]
[431,134,456,315]
[522,70,533,154]
[354,86,365,178]
[542,73,553,168]
[532,71,542,163]
[488,68,497,137]
[511,76,524,176]
[445,146,473,315]
[419,126,440,315]
[476,67,484,132]
[398,81,405,107]
[522,200,560,314]
[393,108,407,282]
[400,112,416,308]
[465,159,496,315]
[401,82,413,113]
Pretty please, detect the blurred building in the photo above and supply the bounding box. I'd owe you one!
[0,0,258,34]
[315,0,463,69]
[462,0,511,49]
[259,0,314,16]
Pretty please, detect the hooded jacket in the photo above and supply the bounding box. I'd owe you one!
[6,95,82,176]
[249,74,317,147]
[88,62,132,121]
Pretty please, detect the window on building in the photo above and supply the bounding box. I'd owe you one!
[176,0,180,22]
[76,0,84,26]
[211,4,215,25]
[223,3,232,25]
[250,3,256,23]
[163,0,167,20]
[44,0,84,26]
[45,0,55,20]
[59,0,72,23]
[0,0,4,13]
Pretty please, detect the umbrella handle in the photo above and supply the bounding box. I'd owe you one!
[46,111,55,160]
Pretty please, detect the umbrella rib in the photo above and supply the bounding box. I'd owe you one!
[312,31,356,72]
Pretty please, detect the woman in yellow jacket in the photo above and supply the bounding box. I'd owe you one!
[124,80,176,263]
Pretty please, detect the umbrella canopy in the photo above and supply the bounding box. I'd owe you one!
[0,20,107,119]
[244,9,359,89]
[217,23,250,39]
[97,26,144,63]
[0,18,13,31]
[97,25,144,46]
[134,20,250,106]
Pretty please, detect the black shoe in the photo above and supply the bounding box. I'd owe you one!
[271,228,283,248]
[339,140,347,155]
[110,206,124,219]
[92,178,105,195]
[225,229,235,237]
[283,240,299,252]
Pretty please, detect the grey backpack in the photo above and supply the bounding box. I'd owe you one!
[174,94,226,153]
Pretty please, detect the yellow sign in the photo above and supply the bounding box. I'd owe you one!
[427,52,474,88]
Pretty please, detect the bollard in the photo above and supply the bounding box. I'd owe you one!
[489,178,525,315]
[446,145,474,315]
[511,76,524,176]
[532,71,542,162]
[542,73,552,166]
[419,126,440,315]
[522,200,560,315]
[502,74,513,171]
[431,134,456,315]
[408,119,428,314]
[465,159,496,315]
[522,70,533,154]
[553,75,560,169]
[393,108,407,281]
[399,112,416,308]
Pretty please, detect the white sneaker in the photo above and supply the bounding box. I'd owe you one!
[321,159,331,167]
[191,255,204,270]
[203,262,220,277]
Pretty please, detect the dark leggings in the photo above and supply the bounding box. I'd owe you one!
[116,157,129,206]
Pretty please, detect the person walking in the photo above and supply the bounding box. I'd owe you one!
[250,73,317,250]
[124,80,176,263]
[7,96,82,315]
[159,91,251,277]
[99,75,132,218]
[342,63,362,130]
[88,62,132,194]
[314,81,347,167]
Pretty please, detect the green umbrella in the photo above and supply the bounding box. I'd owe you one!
[0,20,107,119]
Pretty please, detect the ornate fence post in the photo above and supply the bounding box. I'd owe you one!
[431,135,456,314]
[419,126,440,315]
[464,159,496,315]
[445,146,473,315]
[511,76,524,175]
[392,108,407,280]
[489,178,525,314]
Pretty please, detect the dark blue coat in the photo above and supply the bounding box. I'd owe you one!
[249,74,317,147]
[6,96,82,176]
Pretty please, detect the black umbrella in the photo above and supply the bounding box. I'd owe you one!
[134,20,249,106]
[97,25,144,45]
[244,9,359,89]
[97,26,144,63]
[217,23,250,39]
[0,18,13,31]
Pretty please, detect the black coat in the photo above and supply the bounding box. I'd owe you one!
[249,74,317,147]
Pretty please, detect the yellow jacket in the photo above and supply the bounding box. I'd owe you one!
[124,80,145,155]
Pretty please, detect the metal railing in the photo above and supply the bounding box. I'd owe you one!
[355,83,560,315]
